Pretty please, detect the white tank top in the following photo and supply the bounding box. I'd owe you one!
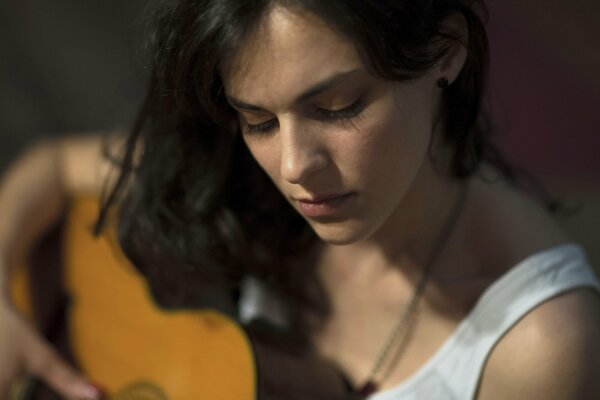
[369,244,600,400]
[239,244,600,400]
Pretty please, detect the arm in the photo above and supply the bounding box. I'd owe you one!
[0,133,122,399]
[0,133,122,287]
[477,289,600,400]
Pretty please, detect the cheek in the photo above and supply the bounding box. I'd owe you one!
[334,96,432,189]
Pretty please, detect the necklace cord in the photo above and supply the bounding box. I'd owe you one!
[357,182,469,395]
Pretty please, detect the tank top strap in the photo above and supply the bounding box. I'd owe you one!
[370,244,600,399]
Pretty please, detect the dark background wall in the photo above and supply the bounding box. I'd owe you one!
[486,1,600,265]
[0,0,147,170]
[1,0,598,262]
[487,1,600,184]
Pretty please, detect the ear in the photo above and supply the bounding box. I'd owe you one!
[436,14,469,85]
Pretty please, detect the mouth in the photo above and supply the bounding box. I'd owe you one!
[293,192,355,217]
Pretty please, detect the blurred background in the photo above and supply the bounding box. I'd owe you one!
[0,0,147,169]
[0,0,598,264]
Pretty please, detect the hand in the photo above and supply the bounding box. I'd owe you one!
[0,300,101,399]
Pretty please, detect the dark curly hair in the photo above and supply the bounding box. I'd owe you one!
[96,0,510,341]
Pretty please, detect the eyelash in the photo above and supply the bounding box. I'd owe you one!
[243,97,366,135]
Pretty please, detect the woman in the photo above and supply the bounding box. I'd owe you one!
[94,0,600,398]
[3,0,600,399]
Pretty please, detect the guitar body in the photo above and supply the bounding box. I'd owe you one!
[10,196,361,400]
[11,196,256,400]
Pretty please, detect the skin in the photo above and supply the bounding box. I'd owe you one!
[0,134,120,399]
[222,5,600,398]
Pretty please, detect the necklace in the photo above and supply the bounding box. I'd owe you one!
[356,183,469,397]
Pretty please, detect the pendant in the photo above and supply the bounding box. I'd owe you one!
[357,381,378,397]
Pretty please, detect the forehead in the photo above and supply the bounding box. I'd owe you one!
[221,5,364,107]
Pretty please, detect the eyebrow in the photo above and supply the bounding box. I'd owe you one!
[226,68,364,111]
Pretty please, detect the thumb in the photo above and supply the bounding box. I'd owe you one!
[24,337,101,400]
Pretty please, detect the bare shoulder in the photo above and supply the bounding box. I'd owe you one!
[477,288,600,400]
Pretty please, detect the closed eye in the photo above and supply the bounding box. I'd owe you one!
[243,118,279,135]
[314,96,366,121]
[242,96,367,135]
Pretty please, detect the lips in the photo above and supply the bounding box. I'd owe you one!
[295,193,351,203]
[293,192,354,217]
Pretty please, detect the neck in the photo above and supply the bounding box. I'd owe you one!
[321,157,467,287]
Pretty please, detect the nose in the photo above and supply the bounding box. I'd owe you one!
[279,121,328,184]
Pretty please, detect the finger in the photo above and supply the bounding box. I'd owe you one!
[24,338,101,399]
[0,365,22,398]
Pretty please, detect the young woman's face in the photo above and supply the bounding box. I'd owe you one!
[222,6,446,245]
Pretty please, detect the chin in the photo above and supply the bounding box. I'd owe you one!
[309,219,375,246]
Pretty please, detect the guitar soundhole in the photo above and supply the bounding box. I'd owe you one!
[111,382,169,400]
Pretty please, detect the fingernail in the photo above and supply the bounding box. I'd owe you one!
[81,383,103,399]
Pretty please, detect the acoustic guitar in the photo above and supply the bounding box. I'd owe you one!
[10,196,361,400]
[10,195,255,400]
